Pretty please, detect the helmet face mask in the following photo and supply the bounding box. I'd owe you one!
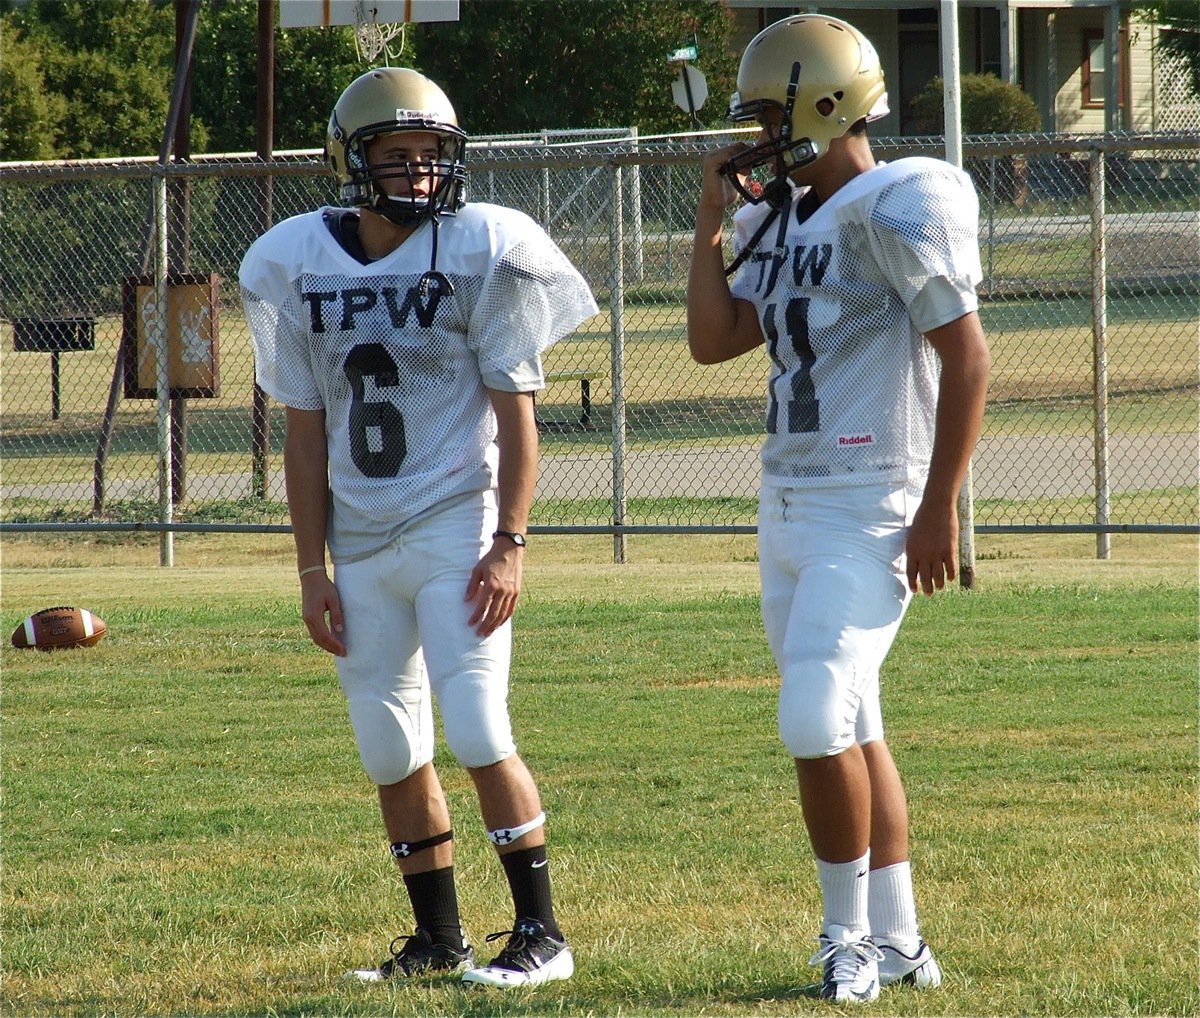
[327,68,467,226]
[721,15,888,204]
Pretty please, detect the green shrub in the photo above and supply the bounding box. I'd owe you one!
[909,72,1042,134]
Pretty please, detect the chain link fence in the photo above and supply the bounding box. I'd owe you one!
[2,132,1197,550]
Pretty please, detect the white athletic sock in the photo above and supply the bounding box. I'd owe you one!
[868,860,921,944]
[817,850,870,935]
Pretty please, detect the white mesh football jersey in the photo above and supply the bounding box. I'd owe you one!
[240,203,598,561]
[730,157,981,487]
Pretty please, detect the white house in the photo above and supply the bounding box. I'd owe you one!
[724,1,1199,136]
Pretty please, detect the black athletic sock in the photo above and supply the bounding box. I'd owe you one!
[499,844,562,939]
[402,866,467,949]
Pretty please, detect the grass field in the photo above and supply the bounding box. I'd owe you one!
[1,532,1196,1017]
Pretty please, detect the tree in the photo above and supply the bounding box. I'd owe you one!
[2,0,179,159]
[1133,1,1200,99]
[410,0,740,135]
[189,0,363,153]
[0,30,68,160]
[0,0,363,159]
[1,0,741,158]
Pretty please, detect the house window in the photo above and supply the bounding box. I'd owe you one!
[1083,28,1126,109]
[976,7,1003,78]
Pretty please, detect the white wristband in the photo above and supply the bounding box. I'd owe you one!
[298,565,327,579]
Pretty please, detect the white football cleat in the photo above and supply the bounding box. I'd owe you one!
[461,918,574,988]
[808,925,882,1003]
[877,937,942,989]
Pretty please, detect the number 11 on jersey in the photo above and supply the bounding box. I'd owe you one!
[764,297,819,434]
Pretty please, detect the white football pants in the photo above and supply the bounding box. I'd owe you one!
[759,480,918,759]
[332,491,516,785]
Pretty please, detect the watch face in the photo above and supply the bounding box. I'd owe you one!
[497,530,526,546]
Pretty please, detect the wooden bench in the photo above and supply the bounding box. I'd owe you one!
[537,369,600,430]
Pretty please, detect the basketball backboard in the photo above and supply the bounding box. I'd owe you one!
[278,1,459,29]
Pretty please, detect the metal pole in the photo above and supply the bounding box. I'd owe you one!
[154,171,174,567]
[628,126,644,284]
[941,0,977,588]
[609,163,627,564]
[171,0,196,505]
[540,129,551,229]
[252,0,275,500]
[1105,1,1121,132]
[1090,149,1112,560]
[50,352,61,420]
[986,156,995,298]
[93,0,199,520]
[155,0,200,566]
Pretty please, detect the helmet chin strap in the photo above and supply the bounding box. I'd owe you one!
[762,172,792,208]
[418,215,454,298]
[366,170,454,302]
[376,193,432,227]
[723,179,794,279]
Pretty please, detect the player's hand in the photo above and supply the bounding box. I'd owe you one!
[465,542,523,637]
[300,572,347,656]
[905,501,959,596]
[699,142,752,213]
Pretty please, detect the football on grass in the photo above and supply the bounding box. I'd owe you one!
[10,606,107,650]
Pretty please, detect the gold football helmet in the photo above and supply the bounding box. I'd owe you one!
[724,14,889,203]
[326,67,467,224]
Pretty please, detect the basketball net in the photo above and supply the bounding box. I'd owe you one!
[354,2,406,63]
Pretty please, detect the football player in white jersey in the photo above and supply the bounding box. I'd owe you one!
[240,67,597,988]
[687,15,991,1004]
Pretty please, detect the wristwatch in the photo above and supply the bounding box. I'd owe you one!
[493,530,527,547]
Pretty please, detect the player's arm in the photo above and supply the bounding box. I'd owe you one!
[283,405,346,656]
[906,311,992,595]
[465,387,537,637]
[687,144,766,364]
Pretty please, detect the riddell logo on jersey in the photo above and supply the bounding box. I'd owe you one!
[838,433,875,447]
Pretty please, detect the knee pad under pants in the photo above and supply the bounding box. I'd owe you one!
[332,496,517,784]
[342,661,436,785]
[759,482,912,759]
[777,656,886,758]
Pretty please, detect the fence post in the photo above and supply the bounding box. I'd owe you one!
[540,129,551,229]
[1090,146,1112,560]
[940,0,976,588]
[252,0,274,500]
[628,126,644,284]
[153,170,175,566]
[609,162,627,564]
[985,155,996,299]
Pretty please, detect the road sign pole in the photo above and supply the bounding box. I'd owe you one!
[680,66,701,130]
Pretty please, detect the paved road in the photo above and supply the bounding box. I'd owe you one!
[5,433,1196,511]
[535,433,1197,500]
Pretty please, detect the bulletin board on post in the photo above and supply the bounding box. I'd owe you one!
[122,273,221,399]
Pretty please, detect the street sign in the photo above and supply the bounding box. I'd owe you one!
[667,44,699,63]
[672,64,708,112]
[671,64,708,129]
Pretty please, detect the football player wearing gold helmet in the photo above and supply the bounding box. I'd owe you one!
[688,15,991,1003]
[242,67,597,988]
